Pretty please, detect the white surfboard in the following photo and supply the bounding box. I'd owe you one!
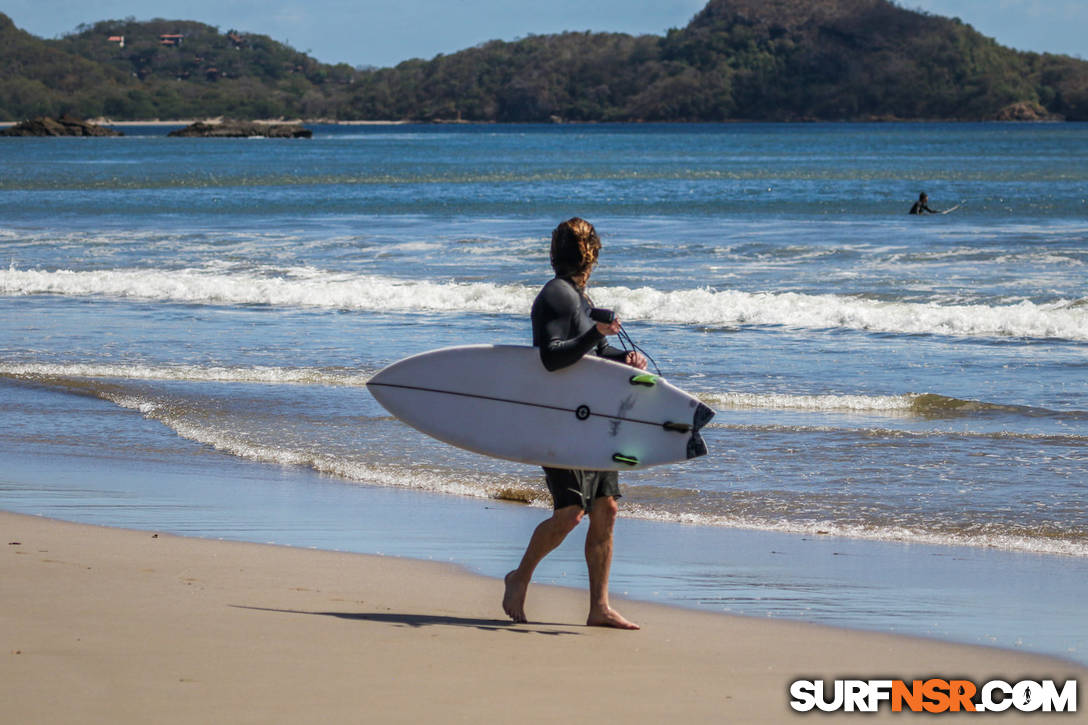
[366,345,715,471]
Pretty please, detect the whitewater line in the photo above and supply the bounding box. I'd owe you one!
[3,266,1087,341]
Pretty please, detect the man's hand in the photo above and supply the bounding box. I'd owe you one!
[594,317,646,369]
[595,319,622,336]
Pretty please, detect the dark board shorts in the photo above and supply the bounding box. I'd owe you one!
[543,467,621,512]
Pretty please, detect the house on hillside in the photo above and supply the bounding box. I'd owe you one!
[107,35,124,48]
[159,34,184,46]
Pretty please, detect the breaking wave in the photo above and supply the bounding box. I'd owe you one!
[0,362,373,387]
[4,363,1085,422]
[703,391,1088,419]
[3,265,1088,341]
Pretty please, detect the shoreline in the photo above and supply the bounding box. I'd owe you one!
[0,118,413,128]
[82,118,415,127]
[3,431,1087,667]
[0,118,1075,129]
[4,510,1082,723]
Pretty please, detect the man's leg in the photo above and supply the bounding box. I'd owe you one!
[503,505,583,623]
[585,496,639,630]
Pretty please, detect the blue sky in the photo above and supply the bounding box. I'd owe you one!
[6,0,1086,69]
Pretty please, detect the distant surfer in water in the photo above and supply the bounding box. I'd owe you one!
[909,191,938,214]
[503,217,646,630]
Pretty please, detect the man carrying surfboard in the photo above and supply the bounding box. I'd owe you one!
[503,217,646,630]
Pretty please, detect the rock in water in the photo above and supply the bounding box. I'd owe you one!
[991,102,1060,122]
[168,120,312,138]
[0,115,123,137]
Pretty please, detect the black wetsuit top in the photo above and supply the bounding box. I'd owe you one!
[531,276,626,506]
[909,200,936,214]
[531,276,626,371]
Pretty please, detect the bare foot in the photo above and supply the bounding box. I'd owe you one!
[503,570,528,623]
[587,607,640,630]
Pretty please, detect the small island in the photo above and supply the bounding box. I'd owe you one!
[0,115,123,137]
[168,120,312,138]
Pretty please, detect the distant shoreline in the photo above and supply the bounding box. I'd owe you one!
[0,118,1075,129]
[91,119,413,127]
[0,119,412,128]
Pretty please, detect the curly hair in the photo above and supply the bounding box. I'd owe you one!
[550,217,601,288]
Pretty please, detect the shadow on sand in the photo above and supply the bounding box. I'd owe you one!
[231,605,582,636]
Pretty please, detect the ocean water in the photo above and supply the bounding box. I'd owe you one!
[2,123,1087,660]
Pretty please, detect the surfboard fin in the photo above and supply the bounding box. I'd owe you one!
[693,402,715,430]
[629,374,657,387]
[686,434,708,459]
[685,403,716,459]
[612,453,639,466]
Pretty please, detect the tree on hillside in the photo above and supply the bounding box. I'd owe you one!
[1,2,1086,122]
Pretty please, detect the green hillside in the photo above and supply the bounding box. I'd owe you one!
[659,0,1088,120]
[2,0,1086,122]
[42,18,357,119]
[0,13,138,119]
[0,14,356,120]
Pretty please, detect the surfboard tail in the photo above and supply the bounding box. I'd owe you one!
[685,402,716,459]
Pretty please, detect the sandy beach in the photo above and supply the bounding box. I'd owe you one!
[3,511,1082,723]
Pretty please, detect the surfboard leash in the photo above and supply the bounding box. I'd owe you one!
[589,305,662,376]
[616,323,662,377]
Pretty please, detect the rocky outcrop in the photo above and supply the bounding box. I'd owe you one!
[168,120,312,138]
[0,115,123,136]
[992,101,1062,122]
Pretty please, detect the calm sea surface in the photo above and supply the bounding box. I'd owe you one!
[2,122,1087,658]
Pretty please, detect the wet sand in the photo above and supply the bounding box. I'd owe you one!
[3,511,1082,723]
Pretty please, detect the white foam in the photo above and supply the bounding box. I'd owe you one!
[0,362,373,387]
[0,265,536,316]
[9,363,1083,431]
[706,422,1088,443]
[100,390,537,503]
[0,361,933,417]
[594,285,1088,341]
[97,389,1088,558]
[703,392,916,412]
[4,265,1087,341]
[621,505,1088,558]
[42,381,1087,560]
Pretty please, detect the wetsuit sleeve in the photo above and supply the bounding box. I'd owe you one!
[533,282,605,372]
[596,338,628,362]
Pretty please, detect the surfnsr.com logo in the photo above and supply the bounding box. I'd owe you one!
[789,679,1077,713]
